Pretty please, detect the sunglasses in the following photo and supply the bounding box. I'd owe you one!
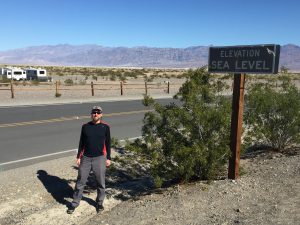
[92,111,102,115]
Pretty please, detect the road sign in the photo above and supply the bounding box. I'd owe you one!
[208,44,280,74]
[208,44,281,179]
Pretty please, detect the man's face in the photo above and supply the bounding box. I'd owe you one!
[91,110,102,123]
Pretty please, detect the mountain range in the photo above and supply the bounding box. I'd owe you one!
[0,44,300,71]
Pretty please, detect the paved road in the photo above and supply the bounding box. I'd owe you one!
[0,98,179,169]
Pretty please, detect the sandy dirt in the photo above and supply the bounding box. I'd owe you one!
[0,77,184,107]
[0,148,299,225]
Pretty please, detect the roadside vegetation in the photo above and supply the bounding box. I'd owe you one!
[40,66,187,82]
[244,74,300,151]
[126,67,232,187]
[123,67,300,188]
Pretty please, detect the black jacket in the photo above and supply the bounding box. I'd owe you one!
[77,121,111,160]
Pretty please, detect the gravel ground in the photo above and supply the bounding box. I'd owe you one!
[0,148,299,225]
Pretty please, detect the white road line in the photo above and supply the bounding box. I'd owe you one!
[0,136,142,166]
[0,149,77,166]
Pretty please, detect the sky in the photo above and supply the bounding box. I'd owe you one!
[0,0,299,51]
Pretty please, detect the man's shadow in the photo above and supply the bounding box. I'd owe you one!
[37,170,74,206]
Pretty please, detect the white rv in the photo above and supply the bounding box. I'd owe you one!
[25,68,48,81]
[2,67,27,81]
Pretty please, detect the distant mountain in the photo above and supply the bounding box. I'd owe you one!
[0,44,299,71]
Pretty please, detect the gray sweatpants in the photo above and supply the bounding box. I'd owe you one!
[71,155,106,207]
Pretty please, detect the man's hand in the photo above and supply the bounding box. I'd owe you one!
[106,159,111,167]
[76,158,81,166]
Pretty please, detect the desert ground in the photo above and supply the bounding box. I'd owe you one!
[0,75,185,107]
[0,146,299,225]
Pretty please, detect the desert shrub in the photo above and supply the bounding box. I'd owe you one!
[111,137,121,148]
[78,80,86,85]
[109,74,116,81]
[119,75,127,82]
[64,79,74,86]
[123,71,138,79]
[92,75,98,81]
[244,75,300,151]
[0,77,11,83]
[280,65,289,74]
[144,75,154,82]
[131,67,231,187]
[177,72,188,79]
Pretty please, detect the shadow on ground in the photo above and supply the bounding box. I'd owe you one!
[37,169,95,207]
[69,147,155,202]
[241,145,300,159]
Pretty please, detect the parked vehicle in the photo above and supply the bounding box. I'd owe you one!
[25,68,48,81]
[1,67,27,81]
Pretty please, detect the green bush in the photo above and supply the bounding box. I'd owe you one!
[109,74,116,81]
[144,75,154,82]
[92,75,98,81]
[244,75,300,151]
[0,77,11,83]
[64,79,74,86]
[133,67,231,187]
[119,75,127,82]
[78,80,86,85]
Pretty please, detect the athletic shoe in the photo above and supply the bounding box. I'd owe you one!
[96,204,104,213]
[67,205,76,214]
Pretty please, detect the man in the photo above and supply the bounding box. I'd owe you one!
[67,106,111,214]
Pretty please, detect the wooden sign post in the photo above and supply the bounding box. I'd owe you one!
[208,44,280,179]
[91,81,94,96]
[228,73,245,179]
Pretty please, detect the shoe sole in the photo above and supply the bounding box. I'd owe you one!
[96,206,104,213]
[67,208,75,214]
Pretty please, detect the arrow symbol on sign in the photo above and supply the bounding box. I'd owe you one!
[267,48,275,56]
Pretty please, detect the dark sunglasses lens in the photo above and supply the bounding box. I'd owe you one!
[92,111,101,114]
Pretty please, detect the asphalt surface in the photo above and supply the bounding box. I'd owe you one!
[0,98,179,170]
